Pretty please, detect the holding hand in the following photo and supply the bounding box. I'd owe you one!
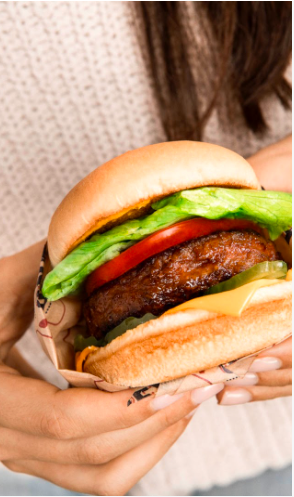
[247,134,292,194]
[218,135,292,405]
[0,242,222,495]
[217,337,292,405]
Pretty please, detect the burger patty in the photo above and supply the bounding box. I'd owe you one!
[83,230,279,338]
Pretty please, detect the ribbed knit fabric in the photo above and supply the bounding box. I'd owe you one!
[0,2,291,495]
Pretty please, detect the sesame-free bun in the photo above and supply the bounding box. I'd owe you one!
[48,141,260,266]
[84,281,292,387]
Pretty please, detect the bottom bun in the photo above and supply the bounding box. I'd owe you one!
[84,281,292,387]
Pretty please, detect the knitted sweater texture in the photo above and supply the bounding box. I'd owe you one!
[0,3,291,495]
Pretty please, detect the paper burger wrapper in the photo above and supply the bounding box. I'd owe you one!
[34,244,290,405]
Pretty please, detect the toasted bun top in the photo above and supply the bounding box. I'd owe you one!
[48,141,260,266]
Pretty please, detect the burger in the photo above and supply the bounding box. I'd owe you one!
[42,141,292,387]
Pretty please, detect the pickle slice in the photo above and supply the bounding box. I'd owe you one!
[74,335,103,352]
[74,313,156,351]
[205,261,287,296]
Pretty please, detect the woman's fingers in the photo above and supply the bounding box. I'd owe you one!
[255,369,292,387]
[0,365,222,440]
[0,399,192,465]
[217,340,292,406]
[0,366,152,439]
[249,337,292,371]
[1,408,191,466]
[0,371,149,439]
[6,347,45,380]
[1,412,190,467]
[0,240,45,360]
[227,369,292,388]
[0,384,222,465]
[216,336,292,404]
[100,418,190,497]
[66,390,198,465]
[217,384,291,405]
[4,419,189,496]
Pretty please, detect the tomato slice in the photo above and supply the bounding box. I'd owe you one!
[86,218,261,295]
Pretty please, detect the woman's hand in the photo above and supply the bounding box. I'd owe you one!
[0,243,223,495]
[0,241,45,361]
[217,337,292,406]
[247,134,292,193]
[1,363,223,495]
[221,136,293,405]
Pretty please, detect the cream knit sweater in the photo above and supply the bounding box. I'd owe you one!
[0,3,291,496]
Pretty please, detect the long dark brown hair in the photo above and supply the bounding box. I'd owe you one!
[137,1,292,141]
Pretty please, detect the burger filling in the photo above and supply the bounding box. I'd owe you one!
[84,230,279,339]
[41,186,292,351]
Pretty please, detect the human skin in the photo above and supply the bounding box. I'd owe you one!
[217,134,292,406]
[247,134,292,193]
[0,242,223,495]
[0,136,291,491]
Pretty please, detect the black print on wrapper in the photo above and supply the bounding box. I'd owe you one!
[285,228,292,244]
[127,384,160,406]
[36,243,48,310]
[127,359,240,405]
[218,360,236,374]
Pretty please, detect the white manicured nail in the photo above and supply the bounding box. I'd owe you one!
[219,388,252,405]
[228,373,258,386]
[151,393,183,411]
[190,383,224,406]
[249,357,282,373]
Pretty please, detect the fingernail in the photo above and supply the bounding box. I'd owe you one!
[151,393,184,411]
[249,357,282,373]
[219,388,252,405]
[185,407,198,419]
[191,383,224,406]
[228,373,258,386]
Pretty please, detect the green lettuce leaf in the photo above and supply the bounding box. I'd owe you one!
[42,188,292,301]
[42,206,188,300]
[153,188,292,240]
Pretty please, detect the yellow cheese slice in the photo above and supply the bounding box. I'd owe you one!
[286,269,292,281]
[164,279,282,318]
